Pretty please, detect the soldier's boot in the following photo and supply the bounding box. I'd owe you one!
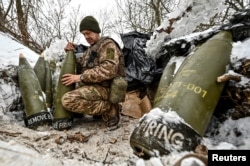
[102,103,120,130]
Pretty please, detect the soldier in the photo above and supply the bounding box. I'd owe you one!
[62,16,126,130]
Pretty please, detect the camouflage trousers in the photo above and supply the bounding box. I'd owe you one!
[61,84,112,115]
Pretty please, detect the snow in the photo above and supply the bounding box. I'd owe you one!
[180,157,206,166]
[231,39,250,63]
[142,108,186,125]
[44,39,67,63]
[1,0,250,165]
[0,32,38,68]
[145,0,226,59]
[162,0,225,38]
[205,117,250,150]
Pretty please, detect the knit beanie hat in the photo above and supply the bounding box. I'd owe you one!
[79,16,101,33]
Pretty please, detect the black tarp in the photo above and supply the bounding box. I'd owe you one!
[121,31,163,90]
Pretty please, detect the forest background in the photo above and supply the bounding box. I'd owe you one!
[0,0,249,54]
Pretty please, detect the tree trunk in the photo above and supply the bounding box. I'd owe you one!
[15,0,29,46]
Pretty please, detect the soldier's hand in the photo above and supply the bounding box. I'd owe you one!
[61,74,81,86]
[64,42,76,52]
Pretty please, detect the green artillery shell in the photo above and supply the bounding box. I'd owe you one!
[49,60,56,75]
[45,60,53,108]
[130,31,232,158]
[153,61,176,105]
[18,53,52,128]
[34,53,46,92]
[157,31,232,135]
[53,50,76,130]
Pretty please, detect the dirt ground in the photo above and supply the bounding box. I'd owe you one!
[0,113,145,165]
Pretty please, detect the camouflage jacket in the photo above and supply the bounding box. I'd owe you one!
[77,37,125,87]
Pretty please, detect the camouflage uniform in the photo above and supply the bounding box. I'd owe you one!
[62,37,124,116]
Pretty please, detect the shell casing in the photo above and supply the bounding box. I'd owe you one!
[130,31,232,158]
[18,54,52,128]
[53,50,76,130]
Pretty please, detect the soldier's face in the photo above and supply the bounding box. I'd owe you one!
[82,30,100,45]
